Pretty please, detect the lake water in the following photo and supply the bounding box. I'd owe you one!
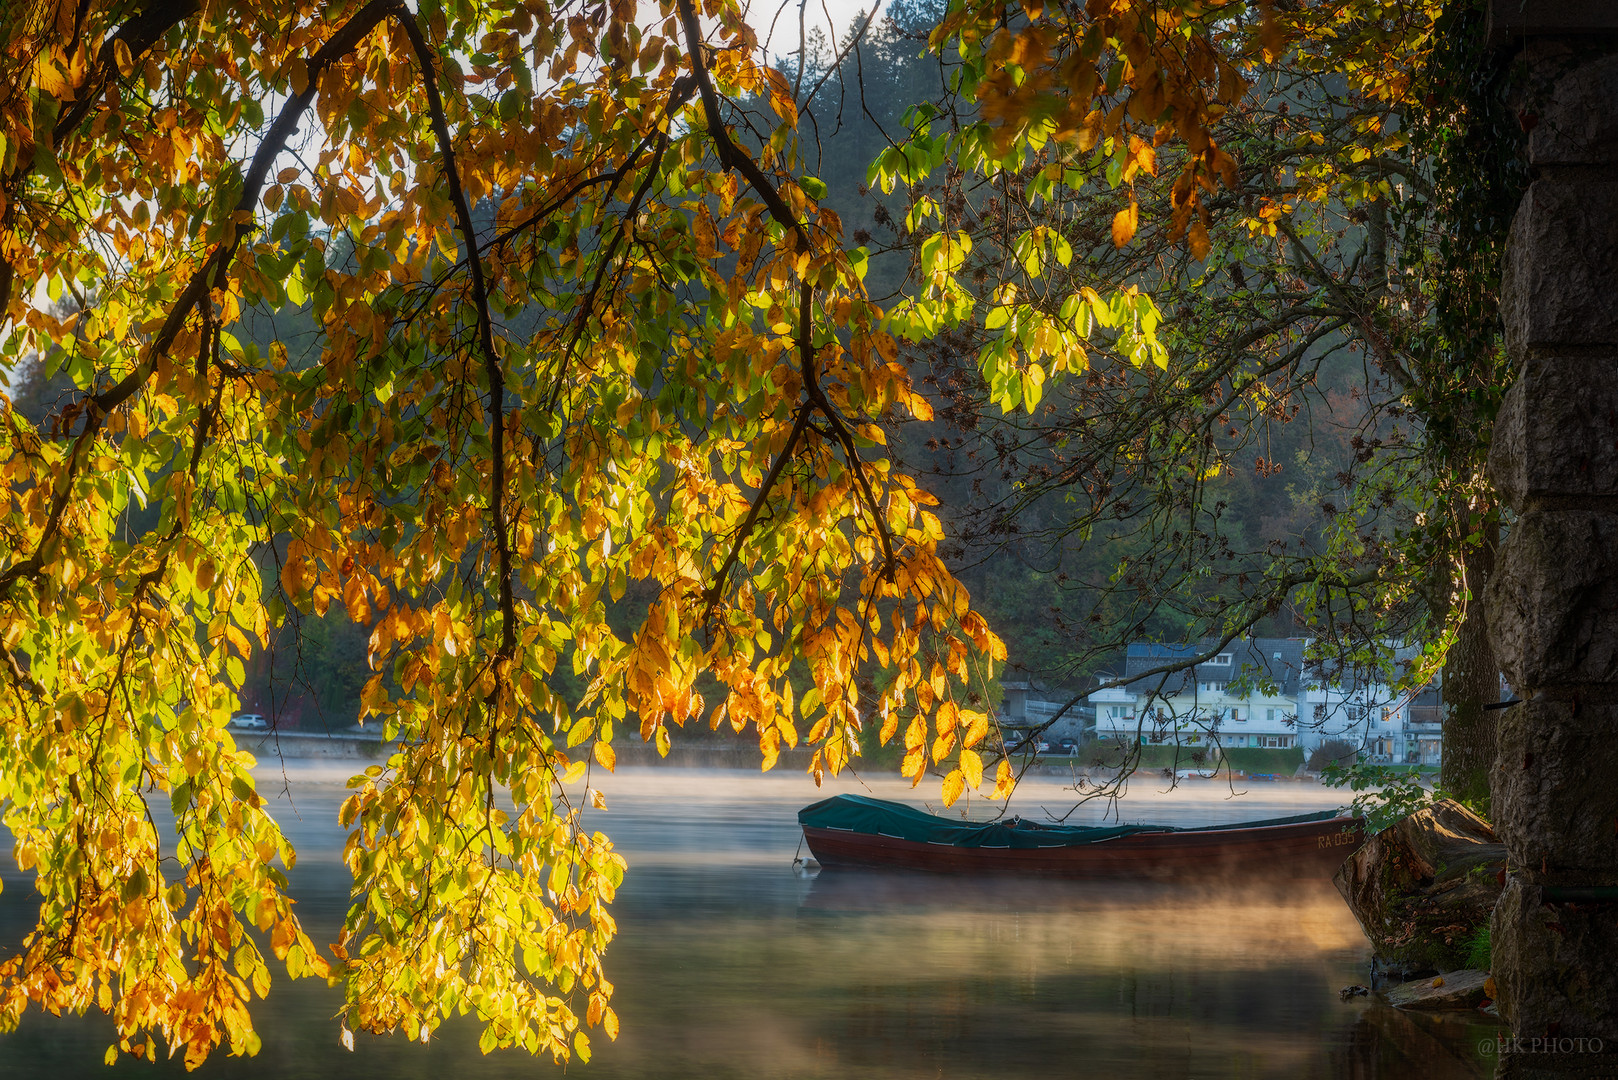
[0,764,1502,1078]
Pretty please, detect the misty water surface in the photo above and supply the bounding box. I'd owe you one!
[0,764,1501,1078]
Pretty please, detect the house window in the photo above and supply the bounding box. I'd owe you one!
[1230,708,1244,721]
[1266,708,1276,722]
[1382,709,1392,723]
[1212,653,1233,666]
[1313,703,1327,720]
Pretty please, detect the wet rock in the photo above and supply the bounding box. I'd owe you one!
[1334,800,1506,972]
[1385,969,1492,1010]
[1370,954,1437,989]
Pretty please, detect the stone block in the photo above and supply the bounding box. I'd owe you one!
[1493,698,1618,877]
[1486,509,1618,689]
[1488,358,1618,508]
[1501,181,1618,354]
[1491,877,1618,1041]
[1488,0,1618,49]
[1528,53,1618,164]
[1384,969,1492,1010]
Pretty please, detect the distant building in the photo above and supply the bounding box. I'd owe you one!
[1297,649,1443,765]
[1090,640,1305,749]
[1088,637,1443,764]
[998,681,1091,742]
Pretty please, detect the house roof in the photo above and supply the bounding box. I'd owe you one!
[1121,638,1309,697]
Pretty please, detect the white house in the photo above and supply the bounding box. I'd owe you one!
[1090,640,1306,750]
[1088,638,1444,763]
[1296,653,1444,765]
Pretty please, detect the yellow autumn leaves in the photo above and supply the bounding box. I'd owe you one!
[0,0,1029,1067]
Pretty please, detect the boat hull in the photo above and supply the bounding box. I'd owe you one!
[802,815,1364,879]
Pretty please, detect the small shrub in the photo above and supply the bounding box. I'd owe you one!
[1308,739,1359,772]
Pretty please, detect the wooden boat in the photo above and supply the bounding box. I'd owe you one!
[798,794,1364,879]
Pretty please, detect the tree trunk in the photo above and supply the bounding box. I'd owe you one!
[1365,197,1389,298]
[1440,518,1498,815]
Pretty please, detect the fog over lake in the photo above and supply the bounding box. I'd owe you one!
[0,763,1500,1078]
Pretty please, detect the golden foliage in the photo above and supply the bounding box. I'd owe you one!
[0,0,1005,1066]
[927,0,1443,252]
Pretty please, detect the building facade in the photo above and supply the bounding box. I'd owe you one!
[1088,638,1443,764]
[998,681,1092,743]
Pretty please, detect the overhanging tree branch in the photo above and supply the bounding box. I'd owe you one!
[396,8,518,674]
[676,0,898,610]
[0,0,402,603]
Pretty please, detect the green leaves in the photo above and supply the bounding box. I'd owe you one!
[975,282,1167,412]
[1321,761,1451,833]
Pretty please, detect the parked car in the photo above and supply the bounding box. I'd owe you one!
[1056,738,1079,754]
[230,712,269,730]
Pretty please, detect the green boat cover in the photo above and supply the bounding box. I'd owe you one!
[797,794,1348,850]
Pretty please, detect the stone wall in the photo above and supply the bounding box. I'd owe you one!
[1484,4,1618,1071]
[235,730,398,760]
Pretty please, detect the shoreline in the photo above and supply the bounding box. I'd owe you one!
[236,730,1334,782]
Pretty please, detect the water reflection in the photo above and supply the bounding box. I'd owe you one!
[0,765,1500,1078]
